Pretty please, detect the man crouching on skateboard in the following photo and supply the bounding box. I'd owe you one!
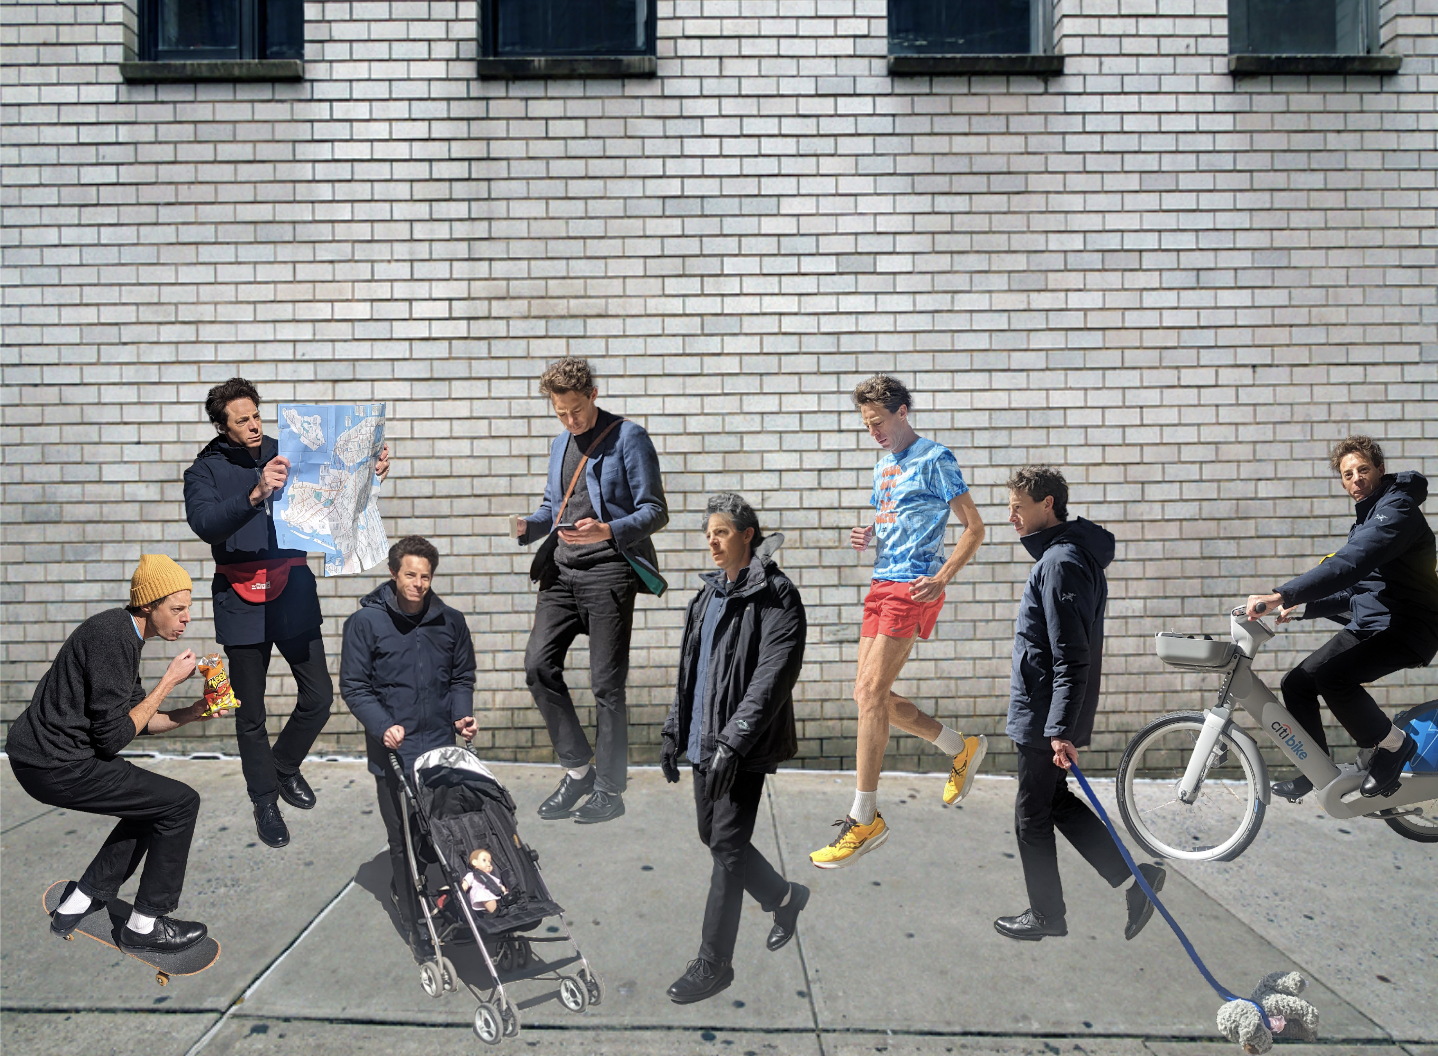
[7,555,215,953]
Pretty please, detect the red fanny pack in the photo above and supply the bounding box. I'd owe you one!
[217,557,308,603]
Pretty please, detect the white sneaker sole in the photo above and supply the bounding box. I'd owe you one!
[944,735,987,805]
[810,825,889,870]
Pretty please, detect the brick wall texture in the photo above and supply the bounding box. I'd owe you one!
[4,0,1436,777]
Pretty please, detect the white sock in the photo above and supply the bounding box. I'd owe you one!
[931,725,966,756]
[567,763,592,781]
[779,884,792,908]
[1376,724,1406,753]
[850,789,878,826]
[126,909,157,935]
[57,886,94,915]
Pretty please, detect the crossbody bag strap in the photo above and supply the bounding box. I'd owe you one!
[553,417,625,527]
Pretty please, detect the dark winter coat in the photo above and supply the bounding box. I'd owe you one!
[1007,517,1116,750]
[661,540,806,772]
[183,434,321,646]
[1278,471,1438,663]
[339,582,477,777]
[5,608,149,768]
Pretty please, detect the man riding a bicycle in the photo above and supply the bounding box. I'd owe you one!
[1246,435,1438,801]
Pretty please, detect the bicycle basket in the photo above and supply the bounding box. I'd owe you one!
[1155,633,1237,670]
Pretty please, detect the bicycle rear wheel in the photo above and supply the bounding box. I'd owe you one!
[1116,711,1265,862]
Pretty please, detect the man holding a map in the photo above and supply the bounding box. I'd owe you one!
[183,377,391,849]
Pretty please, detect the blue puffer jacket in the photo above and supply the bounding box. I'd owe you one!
[1278,471,1438,663]
[183,434,320,646]
[339,582,476,777]
[1007,517,1116,750]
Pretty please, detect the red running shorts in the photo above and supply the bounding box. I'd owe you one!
[861,579,946,641]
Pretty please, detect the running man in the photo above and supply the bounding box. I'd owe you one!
[810,374,987,869]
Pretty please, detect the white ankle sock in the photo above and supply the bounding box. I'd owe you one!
[1376,724,1406,753]
[567,763,592,781]
[931,725,966,756]
[850,789,878,826]
[57,886,94,915]
[779,884,792,908]
[126,909,157,935]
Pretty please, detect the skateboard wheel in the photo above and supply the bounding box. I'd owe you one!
[64,935,73,941]
[156,972,168,986]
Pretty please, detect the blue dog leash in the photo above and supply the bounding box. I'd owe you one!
[1068,760,1272,1031]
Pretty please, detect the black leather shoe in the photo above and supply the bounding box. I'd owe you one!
[277,769,316,810]
[666,957,734,1004]
[49,882,102,938]
[1361,733,1417,798]
[537,770,596,820]
[1272,773,1314,802]
[573,789,625,824]
[766,882,810,951]
[253,794,290,848]
[119,916,207,953]
[1124,863,1166,941]
[994,908,1067,941]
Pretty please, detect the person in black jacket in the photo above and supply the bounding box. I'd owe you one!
[994,467,1164,943]
[1246,435,1438,800]
[658,494,808,1004]
[6,556,214,953]
[340,535,477,958]
[183,377,390,849]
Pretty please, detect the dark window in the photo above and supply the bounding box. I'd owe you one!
[483,0,654,58]
[889,0,1048,55]
[1229,0,1374,54]
[140,0,304,62]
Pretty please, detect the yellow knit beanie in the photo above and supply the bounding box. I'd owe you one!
[130,554,194,608]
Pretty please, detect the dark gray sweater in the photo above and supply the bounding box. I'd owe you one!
[5,607,146,768]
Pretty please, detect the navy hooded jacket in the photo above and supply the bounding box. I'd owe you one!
[183,434,321,646]
[339,582,477,777]
[1007,517,1116,750]
[1278,471,1438,663]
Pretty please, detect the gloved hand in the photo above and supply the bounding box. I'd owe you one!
[705,740,741,800]
[660,731,681,784]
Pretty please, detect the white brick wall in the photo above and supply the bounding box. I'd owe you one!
[3,0,1436,773]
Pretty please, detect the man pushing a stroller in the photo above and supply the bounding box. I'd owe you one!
[340,535,477,957]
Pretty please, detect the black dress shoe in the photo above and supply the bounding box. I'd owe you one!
[767,882,810,951]
[537,769,596,820]
[666,957,734,1004]
[994,908,1067,941]
[49,882,102,938]
[119,916,208,953]
[573,789,625,824]
[253,794,290,848]
[1272,773,1314,802]
[1361,733,1417,798]
[1124,863,1166,941]
[277,769,316,810]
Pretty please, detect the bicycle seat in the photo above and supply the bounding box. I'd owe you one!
[1155,632,1237,670]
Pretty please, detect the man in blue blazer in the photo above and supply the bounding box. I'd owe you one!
[516,358,669,824]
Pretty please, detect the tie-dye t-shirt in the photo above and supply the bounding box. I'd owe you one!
[870,437,970,583]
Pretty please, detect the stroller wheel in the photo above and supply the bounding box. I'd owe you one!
[579,967,604,1007]
[419,961,444,999]
[558,974,588,1013]
[496,941,515,973]
[473,1002,503,1045]
[500,994,521,1038]
[515,938,532,969]
[440,956,458,994]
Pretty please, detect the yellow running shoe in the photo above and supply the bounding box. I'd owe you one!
[809,813,888,869]
[943,734,988,805]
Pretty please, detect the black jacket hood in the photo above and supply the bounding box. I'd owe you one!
[696,533,786,599]
[1020,517,1115,569]
[1360,471,1428,515]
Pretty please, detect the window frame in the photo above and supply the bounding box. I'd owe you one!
[1226,0,1401,76]
[476,0,658,80]
[886,0,1062,78]
[122,0,305,83]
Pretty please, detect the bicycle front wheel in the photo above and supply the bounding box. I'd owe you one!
[1116,711,1265,862]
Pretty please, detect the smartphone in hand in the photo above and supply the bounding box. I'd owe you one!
[555,522,579,532]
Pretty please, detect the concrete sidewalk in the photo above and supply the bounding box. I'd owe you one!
[2,757,1434,1056]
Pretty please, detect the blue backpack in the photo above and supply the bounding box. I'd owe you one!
[1397,701,1438,773]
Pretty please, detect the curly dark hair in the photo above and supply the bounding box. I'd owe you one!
[1329,435,1385,474]
[389,535,440,574]
[1006,465,1069,522]
[205,377,262,428]
[538,358,596,397]
[851,374,912,414]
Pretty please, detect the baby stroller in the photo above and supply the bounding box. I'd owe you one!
[389,746,604,1044]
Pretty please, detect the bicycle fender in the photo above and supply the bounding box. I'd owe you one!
[1223,722,1271,806]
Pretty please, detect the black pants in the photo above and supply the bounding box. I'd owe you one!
[374,769,422,931]
[525,561,639,794]
[10,756,200,917]
[1280,628,1420,755]
[226,628,334,801]
[692,766,789,965]
[1013,742,1130,923]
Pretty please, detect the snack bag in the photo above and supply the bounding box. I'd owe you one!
[198,653,239,716]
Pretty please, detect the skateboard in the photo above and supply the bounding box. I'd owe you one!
[42,880,220,986]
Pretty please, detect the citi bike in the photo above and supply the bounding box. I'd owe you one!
[1115,606,1438,861]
